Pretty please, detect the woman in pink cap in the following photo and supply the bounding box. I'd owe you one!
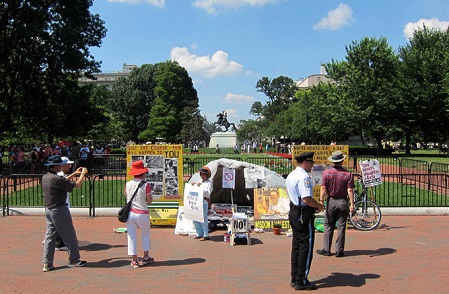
[125,160,154,268]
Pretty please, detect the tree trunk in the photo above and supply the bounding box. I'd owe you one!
[376,137,382,155]
[446,133,449,158]
[405,130,411,155]
[47,133,54,145]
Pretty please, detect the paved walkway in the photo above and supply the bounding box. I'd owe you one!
[0,215,448,293]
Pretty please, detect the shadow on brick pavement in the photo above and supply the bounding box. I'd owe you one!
[0,215,448,293]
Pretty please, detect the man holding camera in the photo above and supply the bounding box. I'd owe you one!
[42,155,89,272]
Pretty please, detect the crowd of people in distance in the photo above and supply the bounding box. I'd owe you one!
[0,142,112,174]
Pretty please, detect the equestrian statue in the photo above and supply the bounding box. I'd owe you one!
[215,111,238,132]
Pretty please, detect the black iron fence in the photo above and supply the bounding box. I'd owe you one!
[1,155,448,216]
[352,173,449,207]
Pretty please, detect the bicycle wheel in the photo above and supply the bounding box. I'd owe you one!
[349,200,382,231]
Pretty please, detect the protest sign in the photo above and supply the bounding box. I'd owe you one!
[360,159,382,187]
[222,168,236,189]
[183,183,204,223]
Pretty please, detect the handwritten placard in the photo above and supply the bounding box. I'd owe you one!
[360,160,382,187]
[183,184,204,222]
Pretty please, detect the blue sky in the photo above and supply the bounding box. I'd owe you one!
[89,0,449,124]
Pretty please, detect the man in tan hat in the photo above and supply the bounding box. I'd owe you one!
[317,151,354,258]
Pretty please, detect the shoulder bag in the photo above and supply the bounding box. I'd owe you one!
[117,181,145,223]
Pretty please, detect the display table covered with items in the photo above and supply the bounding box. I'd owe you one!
[186,158,287,241]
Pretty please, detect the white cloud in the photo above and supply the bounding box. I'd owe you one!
[108,0,165,7]
[224,93,254,104]
[224,108,238,119]
[170,47,244,78]
[313,3,353,31]
[403,18,449,39]
[193,0,279,14]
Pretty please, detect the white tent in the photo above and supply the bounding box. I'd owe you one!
[188,158,286,206]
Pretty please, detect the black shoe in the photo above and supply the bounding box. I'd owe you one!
[294,280,318,291]
[335,252,345,257]
[316,249,331,256]
[290,278,296,287]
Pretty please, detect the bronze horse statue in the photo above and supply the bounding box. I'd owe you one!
[215,112,237,132]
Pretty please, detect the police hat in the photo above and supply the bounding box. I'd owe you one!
[294,152,315,163]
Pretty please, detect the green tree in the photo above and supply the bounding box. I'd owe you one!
[85,84,118,141]
[302,83,356,144]
[326,37,401,153]
[249,101,264,117]
[249,76,298,142]
[254,76,298,122]
[110,61,201,144]
[0,0,106,143]
[237,119,263,144]
[399,26,449,154]
[179,113,210,145]
[141,61,200,143]
[202,115,220,136]
[110,64,157,142]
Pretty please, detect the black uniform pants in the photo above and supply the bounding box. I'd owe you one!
[289,207,315,284]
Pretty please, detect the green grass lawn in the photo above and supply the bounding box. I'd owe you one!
[393,150,449,164]
[371,180,448,207]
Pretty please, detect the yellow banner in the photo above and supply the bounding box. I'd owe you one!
[149,208,178,226]
[292,145,349,167]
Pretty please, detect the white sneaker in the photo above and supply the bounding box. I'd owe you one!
[42,263,54,272]
[56,246,68,251]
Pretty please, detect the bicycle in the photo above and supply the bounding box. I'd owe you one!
[349,178,382,231]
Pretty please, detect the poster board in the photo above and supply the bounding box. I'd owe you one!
[292,145,350,201]
[126,144,183,202]
[244,165,265,188]
[174,207,197,235]
[127,144,183,226]
[183,183,204,223]
[222,168,236,189]
[253,188,290,231]
[360,159,382,187]
[149,207,178,226]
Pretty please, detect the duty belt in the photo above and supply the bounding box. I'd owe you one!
[289,202,301,211]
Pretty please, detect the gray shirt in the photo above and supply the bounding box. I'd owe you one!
[42,171,76,209]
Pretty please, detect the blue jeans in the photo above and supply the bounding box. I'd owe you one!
[193,202,209,237]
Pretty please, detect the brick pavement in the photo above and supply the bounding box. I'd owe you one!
[0,215,448,293]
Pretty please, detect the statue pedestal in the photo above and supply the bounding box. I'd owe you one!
[209,131,237,148]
